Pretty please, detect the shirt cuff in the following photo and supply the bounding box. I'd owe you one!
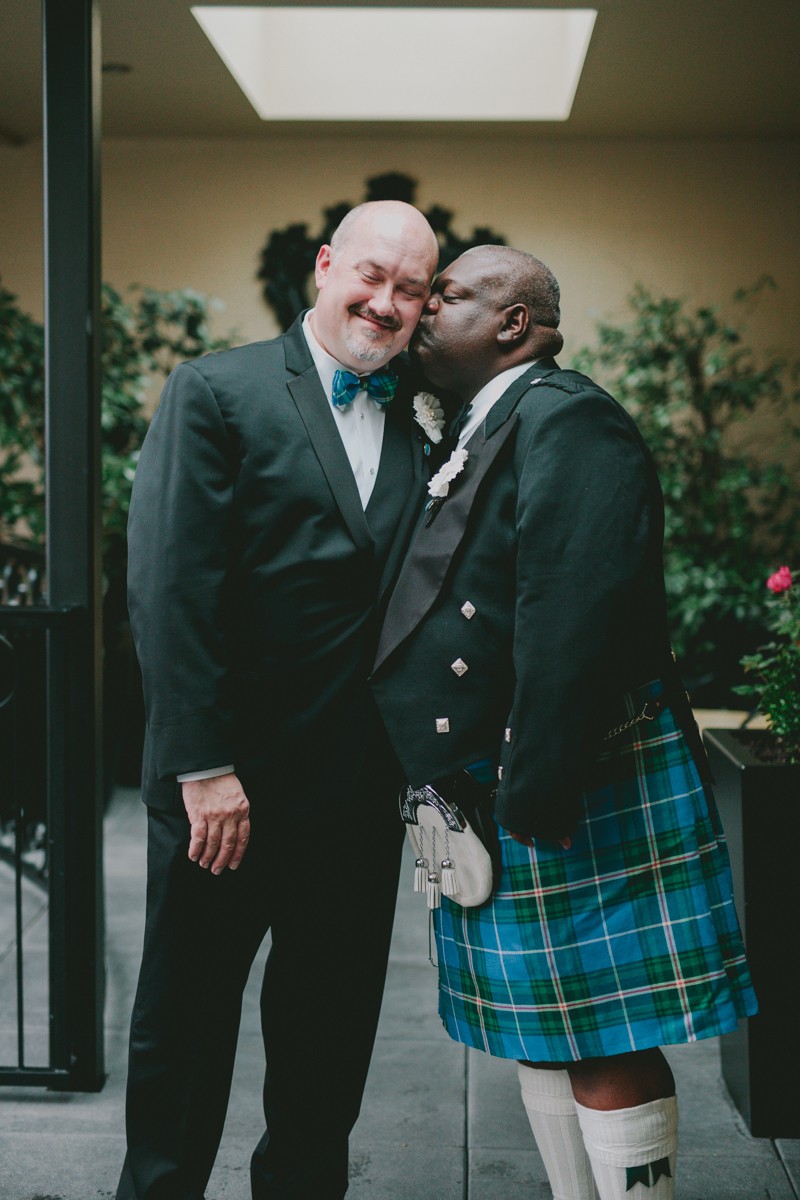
[176,764,235,782]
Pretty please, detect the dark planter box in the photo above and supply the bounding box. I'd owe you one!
[704,728,800,1138]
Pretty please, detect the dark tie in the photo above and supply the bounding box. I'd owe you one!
[331,368,398,409]
[448,399,474,443]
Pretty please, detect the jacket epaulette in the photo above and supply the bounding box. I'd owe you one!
[531,370,586,395]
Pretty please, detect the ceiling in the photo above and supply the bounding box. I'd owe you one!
[2,0,800,145]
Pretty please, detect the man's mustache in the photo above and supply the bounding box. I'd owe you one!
[350,304,402,332]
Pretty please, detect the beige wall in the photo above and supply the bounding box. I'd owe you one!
[2,133,798,368]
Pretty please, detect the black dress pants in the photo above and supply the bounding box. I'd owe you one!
[116,776,404,1200]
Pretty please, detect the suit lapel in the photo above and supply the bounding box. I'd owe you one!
[366,385,415,528]
[373,410,519,672]
[483,357,559,439]
[284,317,374,555]
[372,374,428,606]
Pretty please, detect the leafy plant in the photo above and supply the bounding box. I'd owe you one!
[572,281,800,701]
[0,285,46,541]
[735,566,800,762]
[257,171,507,331]
[0,280,235,598]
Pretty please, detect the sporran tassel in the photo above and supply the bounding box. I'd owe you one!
[426,828,441,907]
[413,828,427,893]
[440,857,458,896]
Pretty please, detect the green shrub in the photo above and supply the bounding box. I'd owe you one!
[572,281,800,700]
[0,280,235,597]
[735,565,800,762]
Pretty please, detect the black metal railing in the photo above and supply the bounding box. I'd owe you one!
[0,542,46,609]
[0,544,47,877]
[0,0,106,1093]
[0,606,104,1089]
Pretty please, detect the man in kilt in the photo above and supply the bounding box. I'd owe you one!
[370,246,757,1200]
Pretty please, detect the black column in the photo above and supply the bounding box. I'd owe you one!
[42,0,105,1090]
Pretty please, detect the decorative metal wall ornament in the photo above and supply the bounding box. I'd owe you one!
[257,172,507,331]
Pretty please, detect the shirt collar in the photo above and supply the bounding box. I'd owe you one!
[458,360,539,445]
[302,310,344,403]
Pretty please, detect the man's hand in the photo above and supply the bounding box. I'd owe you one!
[181,772,251,874]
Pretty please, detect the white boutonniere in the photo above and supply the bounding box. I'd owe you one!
[424,447,469,526]
[428,447,468,498]
[413,392,445,445]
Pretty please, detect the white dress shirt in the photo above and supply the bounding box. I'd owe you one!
[178,311,387,783]
[303,310,386,509]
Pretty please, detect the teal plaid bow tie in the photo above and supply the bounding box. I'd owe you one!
[331,368,398,409]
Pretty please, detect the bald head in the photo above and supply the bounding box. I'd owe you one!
[457,245,561,332]
[330,201,439,268]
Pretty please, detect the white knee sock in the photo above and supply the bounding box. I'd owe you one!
[575,1095,678,1200]
[517,1064,599,1200]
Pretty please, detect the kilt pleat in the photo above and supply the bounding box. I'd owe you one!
[434,680,758,1062]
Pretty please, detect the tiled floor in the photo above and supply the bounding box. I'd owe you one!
[0,787,797,1200]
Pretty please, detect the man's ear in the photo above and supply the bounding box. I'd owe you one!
[314,244,333,290]
[497,304,529,345]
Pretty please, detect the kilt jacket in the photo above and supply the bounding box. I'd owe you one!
[127,315,430,816]
[370,359,710,841]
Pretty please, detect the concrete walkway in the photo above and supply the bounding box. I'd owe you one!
[0,785,798,1200]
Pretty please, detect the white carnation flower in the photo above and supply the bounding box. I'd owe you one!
[428,448,469,499]
[413,392,445,444]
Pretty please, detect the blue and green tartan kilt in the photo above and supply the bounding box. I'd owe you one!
[434,680,758,1062]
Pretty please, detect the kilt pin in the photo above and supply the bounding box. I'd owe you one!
[371,359,757,1065]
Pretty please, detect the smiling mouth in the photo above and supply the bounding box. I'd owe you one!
[352,307,400,333]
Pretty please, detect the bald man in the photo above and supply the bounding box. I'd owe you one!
[371,246,756,1200]
[118,202,440,1200]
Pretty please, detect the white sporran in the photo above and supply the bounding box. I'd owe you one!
[400,783,495,908]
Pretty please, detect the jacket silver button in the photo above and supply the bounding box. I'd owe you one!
[460,601,476,619]
[505,727,512,742]
[436,718,450,734]
[451,658,468,676]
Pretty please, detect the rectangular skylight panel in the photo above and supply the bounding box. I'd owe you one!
[192,7,597,121]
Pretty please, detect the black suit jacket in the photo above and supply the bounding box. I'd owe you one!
[370,361,705,840]
[128,315,429,814]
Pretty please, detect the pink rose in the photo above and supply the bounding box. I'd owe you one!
[766,565,793,594]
